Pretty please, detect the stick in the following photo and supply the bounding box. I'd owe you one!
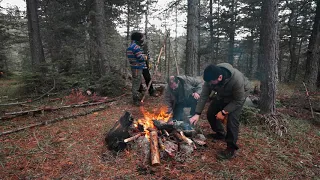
[173,131,194,146]
[0,94,127,120]
[0,105,108,136]
[123,133,144,143]
[150,130,160,165]
[302,82,314,118]
[179,131,194,146]
[163,129,169,136]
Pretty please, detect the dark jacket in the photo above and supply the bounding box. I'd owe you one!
[195,63,251,114]
[164,75,203,112]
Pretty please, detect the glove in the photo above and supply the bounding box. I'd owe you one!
[216,111,225,120]
[216,111,228,125]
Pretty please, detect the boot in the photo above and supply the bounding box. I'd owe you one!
[208,132,225,140]
[217,147,238,160]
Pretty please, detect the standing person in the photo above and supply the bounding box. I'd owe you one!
[127,32,148,106]
[138,53,158,97]
[165,75,203,121]
[189,63,251,160]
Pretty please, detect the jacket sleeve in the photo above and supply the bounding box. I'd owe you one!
[133,45,145,62]
[195,82,211,114]
[164,85,174,113]
[223,80,246,113]
[189,77,203,94]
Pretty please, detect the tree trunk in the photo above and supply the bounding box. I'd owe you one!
[247,29,255,78]
[209,0,214,63]
[125,2,131,70]
[95,0,107,76]
[26,0,45,72]
[185,0,199,76]
[287,7,299,82]
[304,0,320,91]
[215,0,220,61]
[258,0,279,114]
[227,0,236,66]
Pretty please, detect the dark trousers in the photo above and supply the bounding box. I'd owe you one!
[172,96,197,121]
[139,68,155,95]
[207,97,244,150]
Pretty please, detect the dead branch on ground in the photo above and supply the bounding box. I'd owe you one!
[0,94,127,120]
[302,82,315,118]
[0,79,56,107]
[0,105,108,136]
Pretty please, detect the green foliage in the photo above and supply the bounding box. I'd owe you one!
[239,106,260,125]
[95,70,127,97]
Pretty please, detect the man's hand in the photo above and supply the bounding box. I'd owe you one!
[190,114,200,125]
[192,92,200,100]
[144,54,148,61]
[216,111,228,121]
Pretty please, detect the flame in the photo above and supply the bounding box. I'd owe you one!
[134,106,172,139]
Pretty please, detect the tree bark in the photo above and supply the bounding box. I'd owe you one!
[185,0,199,76]
[95,0,108,76]
[304,0,320,91]
[26,0,45,72]
[209,0,214,63]
[258,0,279,114]
[287,5,299,82]
[227,0,236,66]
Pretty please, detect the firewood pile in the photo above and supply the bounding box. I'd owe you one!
[105,109,207,166]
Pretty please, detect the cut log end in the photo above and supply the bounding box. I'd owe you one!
[150,131,160,166]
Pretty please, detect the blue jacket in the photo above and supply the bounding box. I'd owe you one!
[127,41,147,69]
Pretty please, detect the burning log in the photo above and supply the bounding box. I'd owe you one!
[150,130,160,166]
[174,131,194,146]
[105,111,133,151]
[123,133,145,143]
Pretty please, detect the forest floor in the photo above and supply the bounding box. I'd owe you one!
[0,79,320,180]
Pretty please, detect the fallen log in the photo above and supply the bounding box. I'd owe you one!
[0,94,126,120]
[0,105,108,136]
[150,130,160,166]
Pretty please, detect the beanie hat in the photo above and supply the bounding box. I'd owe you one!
[203,65,223,82]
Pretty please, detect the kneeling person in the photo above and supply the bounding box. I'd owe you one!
[164,75,203,121]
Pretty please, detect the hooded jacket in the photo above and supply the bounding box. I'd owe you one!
[195,63,251,114]
[164,75,203,112]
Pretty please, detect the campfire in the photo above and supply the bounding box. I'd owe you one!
[105,107,207,166]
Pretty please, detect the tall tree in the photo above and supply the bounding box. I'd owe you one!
[185,0,200,76]
[259,0,279,114]
[26,0,45,72]
[209,0,214,63]
[304,0,320,91]
[95,0,108,76]
[227,0,237,65]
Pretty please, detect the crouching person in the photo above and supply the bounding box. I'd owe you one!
[164,75,203,121]
[190,63,251,160]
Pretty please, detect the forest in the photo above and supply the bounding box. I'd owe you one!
[0,0,319,179]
